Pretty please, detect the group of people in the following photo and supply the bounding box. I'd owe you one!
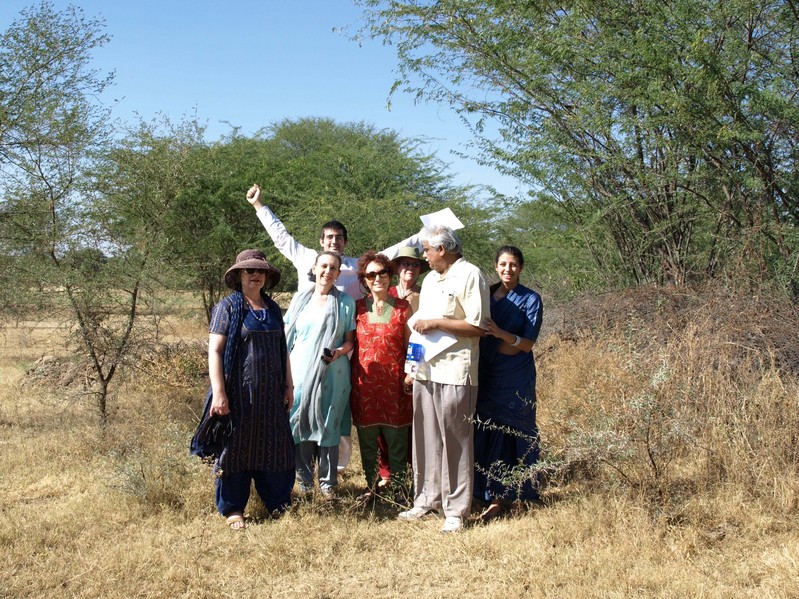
[191,185,543,533]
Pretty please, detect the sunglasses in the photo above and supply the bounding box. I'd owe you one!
[364,269,390,281]
[243,268,267,275]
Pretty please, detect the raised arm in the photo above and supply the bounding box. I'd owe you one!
[246,184,318,272]
[379,229,422,260]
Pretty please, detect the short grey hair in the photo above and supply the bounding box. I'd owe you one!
[420,225,462,255]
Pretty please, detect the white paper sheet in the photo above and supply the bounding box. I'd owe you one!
[420,207,464,230]
[406,310,458,363]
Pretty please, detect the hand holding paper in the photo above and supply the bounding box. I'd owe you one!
[406,310,458,364]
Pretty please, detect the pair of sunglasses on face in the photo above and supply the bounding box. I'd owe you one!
[364,269,390,281]
[243,268,267,274]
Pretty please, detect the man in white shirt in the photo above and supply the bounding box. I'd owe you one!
[245,184,421,473]
[397,225,489,533]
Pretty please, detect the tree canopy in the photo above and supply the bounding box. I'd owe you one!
[360,0,799,290]
[255,117,490,272]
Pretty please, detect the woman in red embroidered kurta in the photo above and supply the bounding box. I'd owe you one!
[350,251,414,497]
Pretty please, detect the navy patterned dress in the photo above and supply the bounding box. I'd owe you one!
[473,283,543,502]
[208,295,294,475]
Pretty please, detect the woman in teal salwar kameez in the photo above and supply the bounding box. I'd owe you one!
[284,251,356,495]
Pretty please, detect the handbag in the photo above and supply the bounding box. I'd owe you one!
[193,413,235,458]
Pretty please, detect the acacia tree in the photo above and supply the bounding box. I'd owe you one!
[0,1,112,311]
[359,0,799,288]
[0,4,200,426]
[3,113,203,426]
[0,2,116,423]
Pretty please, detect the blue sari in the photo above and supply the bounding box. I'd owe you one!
[474,283,543,502]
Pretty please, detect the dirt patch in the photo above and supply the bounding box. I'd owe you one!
[23,355,95,392]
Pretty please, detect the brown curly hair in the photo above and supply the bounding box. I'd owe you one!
[356,251,396,291]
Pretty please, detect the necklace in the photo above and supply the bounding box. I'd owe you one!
[369,296,392,321]
[368,295,386,315]
[249,306,266,322]
[246,298,267,322]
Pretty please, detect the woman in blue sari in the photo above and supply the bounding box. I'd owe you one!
[474,246,543,521]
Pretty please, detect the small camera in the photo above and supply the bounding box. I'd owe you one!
[321,347,334,361]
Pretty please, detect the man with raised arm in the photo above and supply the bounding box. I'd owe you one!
[245,184,420,300]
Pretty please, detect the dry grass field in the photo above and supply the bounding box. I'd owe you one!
[2,286,799,598]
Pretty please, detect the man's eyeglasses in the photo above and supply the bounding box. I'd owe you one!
[364,269,390,281]
[243,268,267,275]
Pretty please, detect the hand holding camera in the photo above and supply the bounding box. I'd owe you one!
[321,347,335,363]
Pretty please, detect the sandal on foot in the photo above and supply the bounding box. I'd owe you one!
[479,502,503,522]
[226,513,246,530]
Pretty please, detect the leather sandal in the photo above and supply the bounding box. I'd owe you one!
[226,513,246,530]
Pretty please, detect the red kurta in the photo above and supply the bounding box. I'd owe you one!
[350,297,412,428]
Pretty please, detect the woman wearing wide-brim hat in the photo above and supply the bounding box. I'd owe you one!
[388,246,429,313]
[191,249,295,530]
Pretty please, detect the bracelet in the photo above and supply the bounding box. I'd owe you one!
[511,335,521,347]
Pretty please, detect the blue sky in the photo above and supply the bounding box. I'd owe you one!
[1,0,528,199]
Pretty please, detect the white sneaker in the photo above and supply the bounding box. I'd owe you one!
[398,506,436,521]
[441,516,463,533]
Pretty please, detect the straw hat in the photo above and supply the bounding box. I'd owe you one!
[391,246,430,273]
[224,249,281,290]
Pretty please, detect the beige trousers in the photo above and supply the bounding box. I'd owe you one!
[411,380,477,518]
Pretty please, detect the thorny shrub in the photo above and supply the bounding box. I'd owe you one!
[537,284,799,514]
